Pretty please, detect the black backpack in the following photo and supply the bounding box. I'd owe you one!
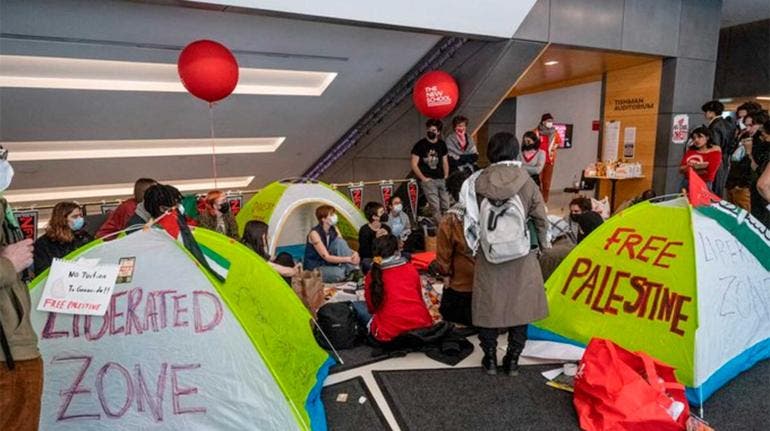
[314,302,360,350]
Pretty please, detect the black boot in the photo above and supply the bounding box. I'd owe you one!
[482,347,498,375]
[501,350,520,376]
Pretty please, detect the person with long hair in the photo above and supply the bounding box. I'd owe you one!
[680,126,722,191]
[241,220,298,281]
[364,234,432,343]
[33,202,92,273]
[198,190,238,238]
[520,131,546,187]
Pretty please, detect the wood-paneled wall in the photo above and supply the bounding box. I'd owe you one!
[599,60,662,209]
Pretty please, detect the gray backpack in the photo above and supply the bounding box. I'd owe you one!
[478,195,530,263]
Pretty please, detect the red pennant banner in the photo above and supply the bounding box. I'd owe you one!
[13,210,38,241]
[687,168,720,207]
[380,181,394,207]
[347,183,364,209]
[407,179,419,220]
[196,196,207,215]
[226,195,243,216]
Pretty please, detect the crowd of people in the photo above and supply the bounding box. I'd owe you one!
[2,100,770,429]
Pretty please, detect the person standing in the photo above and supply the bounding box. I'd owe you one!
[0,152,42,431]
[198,190,239,238]
[533,113,562,202]
[679,126,722,192]
[520,131,547,187]
[702,100,736,197]
[461,132,549,376]
[444,115,478,173]
[411,119,450,225]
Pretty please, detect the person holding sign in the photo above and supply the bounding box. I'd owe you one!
[33,202,92,274]
[0,152,42,431]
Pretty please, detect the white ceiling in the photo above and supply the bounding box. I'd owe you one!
[0,0,440,202]
[721,0,770,27]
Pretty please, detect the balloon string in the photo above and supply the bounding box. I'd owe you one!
[208,103,218,189]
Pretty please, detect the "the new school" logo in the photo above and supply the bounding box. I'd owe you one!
[425,85,453,107]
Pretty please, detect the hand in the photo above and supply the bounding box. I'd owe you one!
[292,264,301,277]
[1,239,33,273]
[375,228,388,238]
[350,252,361,266]
[422,178,431,183]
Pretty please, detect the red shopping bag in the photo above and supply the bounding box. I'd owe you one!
[410,251,436,271]
[574,338,689,431]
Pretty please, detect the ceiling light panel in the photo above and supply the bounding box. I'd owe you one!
[2,137,285,161]
[4,176,255,203]
[0,55,337,96]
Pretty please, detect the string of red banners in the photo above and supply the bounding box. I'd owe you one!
[344,180,420,221]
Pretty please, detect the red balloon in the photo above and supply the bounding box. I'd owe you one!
[412,70,459,119]
[178,40,239,103]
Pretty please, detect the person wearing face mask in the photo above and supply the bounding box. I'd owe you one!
[384,196,411,241]
[411,119,451,225]
[0,150,43,431]
[679,126,722,192]
[520,131,547,187]
[304,205,361,283]
[444,115,478,173]
[568,197,604,243]
[358,202,392,262]
[701,100,737,197]
[33,202,92,273]
[533,113,563,202]
[751,120,770,227]
[198,190,239,239]
[241,220,298,284]
[727,111,768,211]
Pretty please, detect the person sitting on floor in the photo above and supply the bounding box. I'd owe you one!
[435,169,474,326]
[198,190,238,238]
[358,201,391,264]
[33,202,92,273]
[568,196,604,243]
[365,234,433,343]
[241,220,298,283]
[303,205,361,283]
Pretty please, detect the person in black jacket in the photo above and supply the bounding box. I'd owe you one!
[702,100,737,198]
[33,201,92,274]
[358,202,391,273]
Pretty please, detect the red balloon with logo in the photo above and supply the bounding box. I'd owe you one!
[412,70,459,119]
[178,40,239,103]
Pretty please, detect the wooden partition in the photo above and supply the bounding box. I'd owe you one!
[599,60,662,209]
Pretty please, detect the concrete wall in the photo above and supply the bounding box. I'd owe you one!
[515,81,602,191]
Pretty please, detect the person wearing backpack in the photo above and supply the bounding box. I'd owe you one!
[460,132,549,376]
[364,234,433,343]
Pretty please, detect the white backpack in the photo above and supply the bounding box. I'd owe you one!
[478,195,530,263]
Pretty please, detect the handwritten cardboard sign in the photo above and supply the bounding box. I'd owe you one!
[38,259,120,316]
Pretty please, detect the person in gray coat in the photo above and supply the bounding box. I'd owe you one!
[468,132,550,376]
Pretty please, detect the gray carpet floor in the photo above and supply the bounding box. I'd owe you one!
[360,360,770,431]
[329,345,390,374]
[322,377,390,431]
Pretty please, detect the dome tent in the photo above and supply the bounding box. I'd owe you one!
[531,196,770,405]
[29,228,333,430]
[235,179,366,258]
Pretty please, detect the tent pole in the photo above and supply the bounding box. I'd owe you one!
[699,385,704,419]
[311,317,345,365]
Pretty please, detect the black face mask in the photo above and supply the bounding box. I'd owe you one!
[219,202,230,214]
[570,213,581,222]
[522,144,538,152]
[379,213,389,223]
[426,131,437,140]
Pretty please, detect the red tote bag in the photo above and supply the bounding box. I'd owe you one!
[574,338,690,431]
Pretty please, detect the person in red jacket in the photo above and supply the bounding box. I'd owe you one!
[364,234,432,343]
[95,178,156,238]
[680,126,722,192]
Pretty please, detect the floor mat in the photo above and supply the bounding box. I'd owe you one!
[329,345,390,374]
[374,365,578,431]
[322,377,390,431]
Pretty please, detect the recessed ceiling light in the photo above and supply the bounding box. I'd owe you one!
[2,137,285,161]
[544,60,559,66]
[0,55,337,96]
[4,176,255,203]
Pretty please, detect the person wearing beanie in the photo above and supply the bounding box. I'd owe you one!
[533,113,562,202]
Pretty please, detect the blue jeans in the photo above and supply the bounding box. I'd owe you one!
[317,238,358,283]
[351,300,372,329]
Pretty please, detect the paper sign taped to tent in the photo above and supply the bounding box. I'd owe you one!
[38,258,119,315]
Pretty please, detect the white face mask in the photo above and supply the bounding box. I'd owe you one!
[544,121,554,129]
[329,214,339,226]
[392,204,403,214]
[0,160,14,192]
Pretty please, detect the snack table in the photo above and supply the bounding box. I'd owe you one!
[584,175,645,211]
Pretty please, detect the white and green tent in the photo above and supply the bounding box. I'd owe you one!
[531,197,770,404]
[236,179,366,258]
[29,228,333,430]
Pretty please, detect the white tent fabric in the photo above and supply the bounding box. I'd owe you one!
[30,230,299,430]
